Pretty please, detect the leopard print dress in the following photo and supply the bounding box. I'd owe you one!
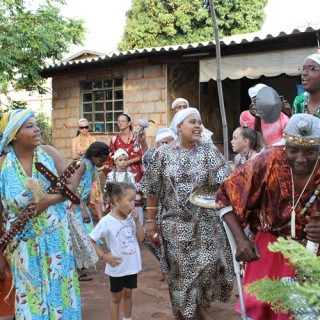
[141,143,234,319]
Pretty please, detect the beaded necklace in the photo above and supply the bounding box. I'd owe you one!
[112,169,130,183]
[290,158,319,238]
[303,96,320,117]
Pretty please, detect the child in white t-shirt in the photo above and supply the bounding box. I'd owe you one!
[90,182,144,320]
[105,149,144,225]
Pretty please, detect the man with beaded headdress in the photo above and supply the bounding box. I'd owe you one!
[215,113,320,320]
[292,53,320,118]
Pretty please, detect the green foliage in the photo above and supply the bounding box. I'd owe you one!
[118,0,267,50]
[0,0,85,96]
[245,237,320,319]
[35,112,52,145]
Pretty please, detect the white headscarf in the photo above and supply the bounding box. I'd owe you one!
[112,148,128,160]
[170,107,200,135]
[304,53,320,65]
[78,118,89,127]
[171,98,189,110]
[155,128,173,143]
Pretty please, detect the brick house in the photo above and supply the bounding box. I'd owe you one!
[41,25,319,162]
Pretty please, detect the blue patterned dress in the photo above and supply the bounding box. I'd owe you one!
[75,157,97,236]
[1,146,81,320]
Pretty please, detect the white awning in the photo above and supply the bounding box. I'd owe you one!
[200,47,317,82]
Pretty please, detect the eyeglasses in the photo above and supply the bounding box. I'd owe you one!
[79,126,89,129]
[298,65,320,73]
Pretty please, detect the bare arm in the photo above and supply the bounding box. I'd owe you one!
[144,196,159,241]
[222,210,260,262]
[90,238,121,267]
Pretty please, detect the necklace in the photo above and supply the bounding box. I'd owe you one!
[290,158,319,238]
[113,169,130,183]
[120,131,132,152]
[110,210,127,221]
[304,97,320,115]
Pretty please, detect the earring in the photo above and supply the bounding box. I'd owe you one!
[283,146,286,151]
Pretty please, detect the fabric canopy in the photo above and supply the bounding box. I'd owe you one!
[200,47,317,82]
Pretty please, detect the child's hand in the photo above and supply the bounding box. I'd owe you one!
[103,253,121,267]
[130,209,139,222]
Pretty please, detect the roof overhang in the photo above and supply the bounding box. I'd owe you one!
[200,47,317,81]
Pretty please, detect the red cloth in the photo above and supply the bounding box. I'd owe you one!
[0,267,15,316]
[236,231,294,320]
[240,110,289,145]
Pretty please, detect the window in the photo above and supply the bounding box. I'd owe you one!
[81,78,123,133]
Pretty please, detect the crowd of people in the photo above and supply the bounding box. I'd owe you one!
[1,52,320,320]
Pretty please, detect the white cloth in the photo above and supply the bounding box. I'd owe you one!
[171,98,189,110]
[112,148,128,160]
[155,128,173,143]
[248,83,267,99]
[305,53,320,65]
[90,214,142,277]
[106,170,136,185]
[170,107,200,135]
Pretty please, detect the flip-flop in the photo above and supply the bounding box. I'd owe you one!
[79,273,93,281]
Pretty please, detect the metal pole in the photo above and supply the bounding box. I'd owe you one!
[208,0,229,160]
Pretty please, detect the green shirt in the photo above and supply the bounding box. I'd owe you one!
[292,93,320,118]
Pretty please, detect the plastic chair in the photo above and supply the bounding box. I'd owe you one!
[219,209,248,320]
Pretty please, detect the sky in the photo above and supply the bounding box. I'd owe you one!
[62,0,319,57]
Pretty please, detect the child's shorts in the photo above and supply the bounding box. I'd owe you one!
[109,274,137,293]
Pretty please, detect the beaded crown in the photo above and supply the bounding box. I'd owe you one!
[283,113,320,146]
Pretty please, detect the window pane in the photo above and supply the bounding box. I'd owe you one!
[114,112,123,121]
[114,101,123,111]
[95,113,104,122]
[83,93,92,102]
[83,103,92,112]
[94,123,104,133]
[105,90,113,100]
[106,112,113,121]
[95,102,104,112]
[113,123,120,133]
[114,79,123,87]
[114,90,123,100]
[81,78,123,134]
[106,102,112,111]
[106,123,113,133]
[83,82,92,90]
[103,80,113,88]
[94,91,104,101]
[83,114,93,122]
[93,81,102,89]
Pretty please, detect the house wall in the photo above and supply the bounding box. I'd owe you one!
[52,60,168,162]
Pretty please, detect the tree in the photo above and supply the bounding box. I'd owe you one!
[0,0,85,102]
[118,0,267,51]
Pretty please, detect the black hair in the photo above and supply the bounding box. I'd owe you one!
[118,114,133,131]
[240,126,266,152]
[105,182,136,204]
[85,141,110,158]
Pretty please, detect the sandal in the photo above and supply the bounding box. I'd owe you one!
[79,273,93,281]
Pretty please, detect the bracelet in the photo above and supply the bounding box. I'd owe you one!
[146,206,158,210]
[145,219,157,223]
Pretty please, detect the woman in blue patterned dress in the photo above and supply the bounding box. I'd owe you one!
[0,109,81,319]
[72,141,110,280]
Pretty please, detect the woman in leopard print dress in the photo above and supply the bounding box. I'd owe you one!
[141,108,234,319]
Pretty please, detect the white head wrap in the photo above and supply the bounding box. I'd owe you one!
[248,83,267,99]
[112,148,128,160]
[283,113,320,146]
[170,107,200,135]
[155,128,174,143]
[171,98,189,110]
[78,118,89,127]
[304,53,320,65]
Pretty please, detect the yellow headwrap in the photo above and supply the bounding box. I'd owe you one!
[0,109,34,154]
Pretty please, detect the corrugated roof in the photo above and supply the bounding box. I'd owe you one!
[43,24,320,71]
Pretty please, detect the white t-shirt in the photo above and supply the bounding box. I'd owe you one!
[90,214,142,277]
[105,170,136,187]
